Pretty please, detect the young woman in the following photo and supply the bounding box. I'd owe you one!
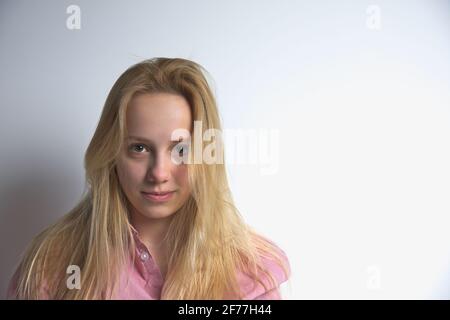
[7,57,291,299]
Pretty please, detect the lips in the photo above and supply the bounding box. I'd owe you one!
[141,190,175,202]
[142,191,174,195]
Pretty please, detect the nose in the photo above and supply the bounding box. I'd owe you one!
[146,152,171,183]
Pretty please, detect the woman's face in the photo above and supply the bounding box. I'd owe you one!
[116,92,192,220]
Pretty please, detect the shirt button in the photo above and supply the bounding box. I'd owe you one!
[140,251,149,261]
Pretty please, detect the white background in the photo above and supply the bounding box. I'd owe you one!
[0,0,449,299]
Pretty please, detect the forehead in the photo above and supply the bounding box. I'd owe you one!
[126,93,192,143]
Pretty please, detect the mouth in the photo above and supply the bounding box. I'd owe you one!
[142,190,175,195]
[141,190,176,202]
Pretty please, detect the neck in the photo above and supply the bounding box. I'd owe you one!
[130,210,173,250]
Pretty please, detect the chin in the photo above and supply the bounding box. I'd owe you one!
[140,207,177,220]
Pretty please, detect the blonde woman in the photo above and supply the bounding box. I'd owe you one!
[7,57,291,299]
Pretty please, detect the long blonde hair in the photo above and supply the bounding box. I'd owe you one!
[12,57,290,299]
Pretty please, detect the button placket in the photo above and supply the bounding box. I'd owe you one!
[138,246,157,273]
[138,247,163,288]
[135,245,150,281]
[132,234,164,290]
[140,250,149,262]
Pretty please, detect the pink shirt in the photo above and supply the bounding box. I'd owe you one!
[7,231,290,300]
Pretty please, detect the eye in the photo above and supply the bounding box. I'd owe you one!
[175,144,188,156]
[129,144,149,154]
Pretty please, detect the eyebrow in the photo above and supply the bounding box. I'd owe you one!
[127,136,185,145]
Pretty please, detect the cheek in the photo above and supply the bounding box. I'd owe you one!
[116,160,146,190]
[173,166,189,190]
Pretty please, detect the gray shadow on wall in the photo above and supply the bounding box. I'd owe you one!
[0,158,85,298]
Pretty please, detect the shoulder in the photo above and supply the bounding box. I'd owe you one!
[236,241,291,300]
[6,265,51,300]
[6,267,19,299]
